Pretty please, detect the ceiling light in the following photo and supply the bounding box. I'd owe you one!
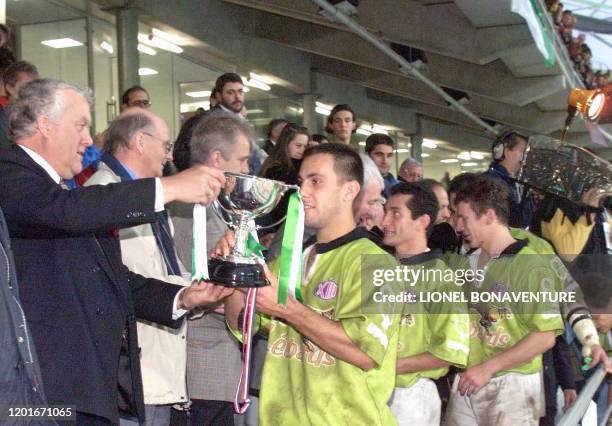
[138,33,183,54]
[422,139,438,149]
[180,101,210,113]
[243,86,250,93]
[358,141,366,146]
[100,41,114,54]
[461,162,478,167]
[457,151,471,160]
[249,72,273,85]
[421,153,430,158]
[248,109,264,114]
[315,106,331,116]
[470,151,486,160]
[186,90,211,98]
[395,148,410,153]
[151,28,185,46]
[244,78,271,91]
[138,67,158,76]
[41,38,83,48]
[440,159,459,163]
[356,128,372,136]
[372,125,389,135]
[137,44,157,56]
[315,101,333,111]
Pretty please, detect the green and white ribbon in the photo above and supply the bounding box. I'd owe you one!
[277,192,304,305]
[192,204,209,282]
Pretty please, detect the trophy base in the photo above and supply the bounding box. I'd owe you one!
[208,258,268,288]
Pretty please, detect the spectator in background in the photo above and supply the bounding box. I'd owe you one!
[259,123,308,229]
[121,85,151,111]
[398,157,423,182]
[325,104,357,145]
[482,130,533,228]
[0,46,15,149]
[209,87,220,110]
[3,61,38,100]
[365,133,398,198]
[354,154,385,232]
[261,118,288,156]
[173,73,261,173]
[422,179,450,224]
[311,133,329,145]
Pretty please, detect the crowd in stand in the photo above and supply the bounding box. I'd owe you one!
[545,0,611,89]
[0,20,611,426]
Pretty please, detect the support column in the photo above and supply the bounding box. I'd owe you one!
[116,7,140,100]
[302,94,316,133]
[411,114,423,161]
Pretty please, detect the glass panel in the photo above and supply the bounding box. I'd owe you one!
[91,19,119,134]
[19,19,88,89]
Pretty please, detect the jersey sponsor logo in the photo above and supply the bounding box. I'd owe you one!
[268,332,336,368]
[469,320,511,348]
[314,280,338,300]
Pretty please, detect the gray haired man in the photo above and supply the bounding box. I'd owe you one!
[0,78,233,424]
[169,111,251,425]
[399,157,423,182]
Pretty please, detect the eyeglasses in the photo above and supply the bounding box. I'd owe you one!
[129,100,152,108]
[142,132,174,153]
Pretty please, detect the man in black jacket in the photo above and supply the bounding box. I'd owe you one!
[0,79,234,425]
[0,206,52,425]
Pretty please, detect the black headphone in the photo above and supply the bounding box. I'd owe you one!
[492,130,522,162]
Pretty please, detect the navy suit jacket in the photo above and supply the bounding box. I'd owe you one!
[0,146,183,424]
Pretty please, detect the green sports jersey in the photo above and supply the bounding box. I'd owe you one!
[396,253,469,388]
[466,240,564,375]
[259,229,401,426]
[510,227,555,254]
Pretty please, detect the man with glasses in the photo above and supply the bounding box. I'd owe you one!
[84,108,189,425]
[121,85,152,111]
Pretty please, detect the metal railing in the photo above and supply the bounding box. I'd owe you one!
[558,362,609,426]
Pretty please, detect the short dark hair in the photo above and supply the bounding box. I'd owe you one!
[421,178,445,192]
[0,47,15,79]
[311,134,328,144]
[581,273,612,310]
[325,104,357,135]
[266,118,288,139]
[303,142,363,187]
[454,177,510,225]
[4,61,38,87]
[448,173,478,196]
[365,133,394,154]
[390,182,439,233]
[214,73,243,93]
[121,85,149,105]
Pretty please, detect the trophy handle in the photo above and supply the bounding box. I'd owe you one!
[255,214,288,231]
[212,200,237,228]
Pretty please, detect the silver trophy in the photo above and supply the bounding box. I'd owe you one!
[208,172,298,287]
[518,135,612,206]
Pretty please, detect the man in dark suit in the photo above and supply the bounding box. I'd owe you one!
[0,79,234,425]
[0,206,52,425]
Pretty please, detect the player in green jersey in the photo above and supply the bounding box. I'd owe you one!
[445,177,564,426]
[382,182,469,425]
[223,143,400,426]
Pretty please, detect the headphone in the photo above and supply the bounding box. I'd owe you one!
[492,130,521,162]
